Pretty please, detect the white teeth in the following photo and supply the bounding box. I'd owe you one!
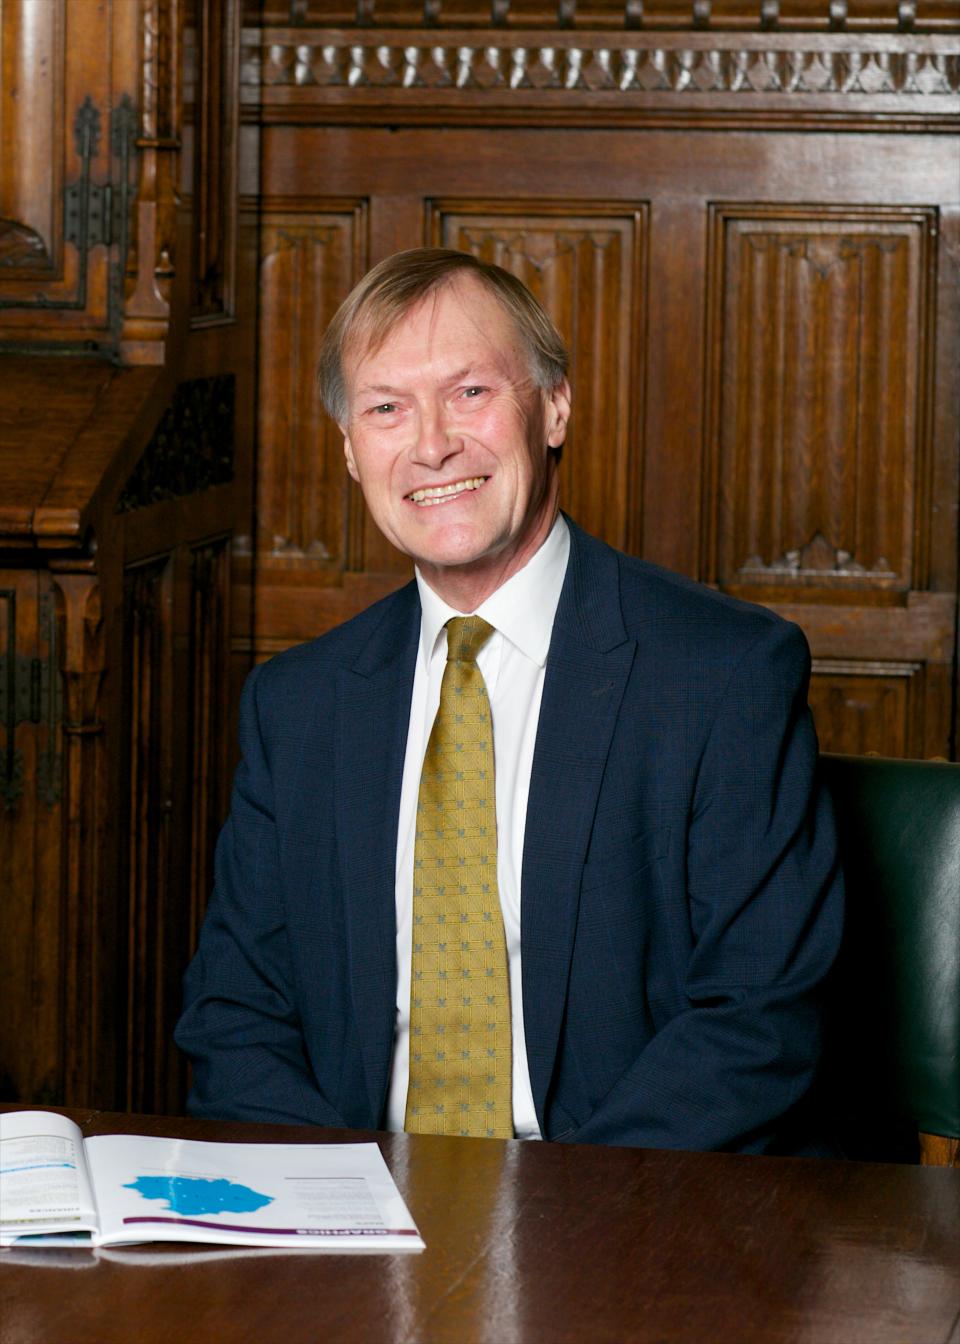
[408,477,486,505]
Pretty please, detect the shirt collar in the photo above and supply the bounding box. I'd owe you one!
[415,514,570,670]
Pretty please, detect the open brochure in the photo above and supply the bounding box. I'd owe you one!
[0,1110,424,1253]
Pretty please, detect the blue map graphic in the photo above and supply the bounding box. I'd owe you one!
[123,1175,273,1217]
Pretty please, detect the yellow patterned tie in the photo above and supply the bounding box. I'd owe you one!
[405,616,513,1138]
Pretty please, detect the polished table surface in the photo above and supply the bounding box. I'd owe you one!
[2,1107,959,1344]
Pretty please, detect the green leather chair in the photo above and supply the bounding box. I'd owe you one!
[819,753,960,1166]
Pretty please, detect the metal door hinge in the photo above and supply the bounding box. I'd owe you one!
[0,591,63,811]
[0,94,137,329]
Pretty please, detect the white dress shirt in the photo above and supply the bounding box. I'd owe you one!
[385,515,571,1138]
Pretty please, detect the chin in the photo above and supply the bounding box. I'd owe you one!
[417,547,490,573]
[407,522,497,567]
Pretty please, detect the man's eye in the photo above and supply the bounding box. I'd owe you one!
[372,403,397,414]
[462,386,486,399]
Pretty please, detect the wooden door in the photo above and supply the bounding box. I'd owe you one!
[0,570,63,1103]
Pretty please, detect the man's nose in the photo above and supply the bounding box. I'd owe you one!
[412,402,461,468]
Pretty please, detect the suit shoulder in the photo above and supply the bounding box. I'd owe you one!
[616,551,795,635]
[247,580,419,699]
[562,518,808,669]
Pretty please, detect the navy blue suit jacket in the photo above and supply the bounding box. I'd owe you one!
[177,520,843,1151]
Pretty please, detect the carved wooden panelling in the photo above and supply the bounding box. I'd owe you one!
[257,205,367,572]
[0,573,63,1105]
[123,555,175,1114]
[809,659,923,757]
[121,538,232,1115]
[0,0,142,347]
[705,206,935,597]
[117,375,236,512]
[433,205,647,554]
[186,539,230,956]
[185,0,240,322]
[0,1,63,276]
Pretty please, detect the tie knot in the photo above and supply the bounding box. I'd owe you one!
[446,616,494,664]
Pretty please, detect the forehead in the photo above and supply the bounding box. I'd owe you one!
[345,276,524,383]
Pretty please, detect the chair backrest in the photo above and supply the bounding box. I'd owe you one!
[819,753,960,1165]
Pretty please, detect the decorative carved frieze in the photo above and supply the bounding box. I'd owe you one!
[738,531,897,580]
[242,33,960,97]
[117,375,236,512]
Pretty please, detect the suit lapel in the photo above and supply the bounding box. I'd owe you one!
[522,522,635,1127]
[334,582,420,1122]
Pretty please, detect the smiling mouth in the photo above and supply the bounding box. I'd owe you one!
[406,477,488,506]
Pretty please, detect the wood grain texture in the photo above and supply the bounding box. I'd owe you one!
[700,201,951,758]
[0,372,239,1114]
[0,0,142,349]
[0,356,164,1110]
[0,0,63,275]
[921,1132,960,1166]
[705,205,935,596]
[3,1106,960,1344]
[116,535,230,1116]
[121,0,179,361]
[0,574,63,1105]
[187,540,231,956]
[808,659,922,756]
[256,202,367,573]
[122,555,176,1114]
[52,569,108,1106]
[186,0,241,323]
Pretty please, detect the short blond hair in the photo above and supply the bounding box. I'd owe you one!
[318,247,569,425]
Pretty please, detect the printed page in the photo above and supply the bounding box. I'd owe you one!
[85,1135,424,1252]
[0,1111,99,1245]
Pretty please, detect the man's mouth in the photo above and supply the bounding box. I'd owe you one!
[406,477,488,506]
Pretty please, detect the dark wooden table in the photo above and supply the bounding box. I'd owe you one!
[2,1107,959,1344]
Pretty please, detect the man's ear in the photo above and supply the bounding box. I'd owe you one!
[545,378,571,449]
[343,433,360,483]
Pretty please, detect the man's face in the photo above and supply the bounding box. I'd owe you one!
[341,275,570,606]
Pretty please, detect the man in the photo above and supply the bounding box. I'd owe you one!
[176,248,843,1152]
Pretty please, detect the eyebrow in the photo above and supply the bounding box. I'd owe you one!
[444,367,484,386]
[355,366,496,399]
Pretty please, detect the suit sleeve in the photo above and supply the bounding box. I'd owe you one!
[565,618,844,1153]
[175,664,350,1127]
